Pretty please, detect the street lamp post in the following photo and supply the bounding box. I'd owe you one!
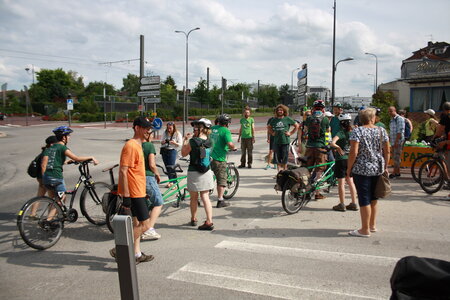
[175,27,200,136]
[25,65,35,85]
[331,57,354,107]
[365,52,378,93]
[368,73,376,94]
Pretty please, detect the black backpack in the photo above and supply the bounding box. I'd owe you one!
[308,115,324,141]
[192,138,212,173]
[27,153,43,178]
[390,256,450,299]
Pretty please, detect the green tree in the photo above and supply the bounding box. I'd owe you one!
[121,73,140,96]
[30,68,74,103]
[84,81,116,98]
[163,75,177,90]
[279,84,292,105]
[371,90,397,127]
[161,83,177,105]
[307,93,319,107]
[192,79,209,108]
[258,85,279,108]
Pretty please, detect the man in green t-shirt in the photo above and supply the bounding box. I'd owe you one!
[330,102,343,137]
[237,108,255,168]
[297,100,330,200]
[267,104,299,171]
[210,114,236,208]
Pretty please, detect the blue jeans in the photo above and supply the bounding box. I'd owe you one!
[146,176,163,207]
[162,149,177,180]
[352,174,379,207]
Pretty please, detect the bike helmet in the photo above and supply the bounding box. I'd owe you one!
[313,100,325,108]
[338,114,352,121]
[217,114,232,125]
[52,126,73,136]
[191,118,212,128]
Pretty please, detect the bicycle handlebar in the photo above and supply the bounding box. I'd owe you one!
[156,164,183,175]
[67,158,93,165]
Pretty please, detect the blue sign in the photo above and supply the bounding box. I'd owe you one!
[297,69,307,80]
[152,118,163,130]
[67,99,73,104]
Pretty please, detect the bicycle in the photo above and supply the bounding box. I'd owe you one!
[179,157,240,199]
[281,160,336,214]
[17,160,110,250]
[418,152,450,194]
[105,163,188,233]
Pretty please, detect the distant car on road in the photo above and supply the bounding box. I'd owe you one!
[0,112,4,120]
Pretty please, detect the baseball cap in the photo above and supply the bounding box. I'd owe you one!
[133,116,153,128]
[424,109,435,116]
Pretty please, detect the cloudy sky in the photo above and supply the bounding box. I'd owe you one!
[1,0,449,98]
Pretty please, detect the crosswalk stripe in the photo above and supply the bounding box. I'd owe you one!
[168,261,385,299]
[215,240,399,267]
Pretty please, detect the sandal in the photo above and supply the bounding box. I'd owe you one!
[348,229,370,238]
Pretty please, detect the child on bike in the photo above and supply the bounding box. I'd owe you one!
[42,126,99,202]
[329,114,358,212]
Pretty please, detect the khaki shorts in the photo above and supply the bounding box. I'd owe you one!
[305,147,327,172]
[211,160,227,186]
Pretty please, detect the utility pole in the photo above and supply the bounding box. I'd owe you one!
[140,35,144,115]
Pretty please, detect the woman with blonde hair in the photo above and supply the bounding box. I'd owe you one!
[181,118,215,230]
[347,108,390,237]
[160,121,182,187]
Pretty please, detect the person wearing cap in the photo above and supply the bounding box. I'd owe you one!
[210,114,237,208]
[181,118,216,230]
[110,116,154,264]
[330,103,344,137]
[160,121,182,188]
[424,109,438,143]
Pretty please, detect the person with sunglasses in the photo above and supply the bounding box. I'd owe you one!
[160,121,182,188]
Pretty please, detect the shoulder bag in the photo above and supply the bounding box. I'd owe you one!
[374,127,391,198]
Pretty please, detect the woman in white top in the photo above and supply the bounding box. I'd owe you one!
[160,122,182,187]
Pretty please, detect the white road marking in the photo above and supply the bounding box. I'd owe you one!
[215,240,399,267]
[168,261,385,300]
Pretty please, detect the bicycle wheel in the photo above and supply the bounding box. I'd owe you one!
[411,154,433,183]
[281,182,306,214]
[106,197,123,234]
[223,166,239,199]
[418,159,445,194]
[80,181,110,226]
[17,196,64,250]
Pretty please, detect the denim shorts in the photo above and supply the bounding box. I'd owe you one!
[42,174,66,193]
[352,174,379,207]
[146,176,163,207]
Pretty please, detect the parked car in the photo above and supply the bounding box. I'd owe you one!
[0,112,4,120]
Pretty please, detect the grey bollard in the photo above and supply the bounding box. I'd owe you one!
[113,215,139,300]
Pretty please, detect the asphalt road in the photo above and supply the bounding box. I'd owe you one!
[1,122,450,299]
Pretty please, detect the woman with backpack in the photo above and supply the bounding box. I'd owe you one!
[181,118,215,231]
[29,135,58,217]
[160,122,182,188]
[330,114,358,212]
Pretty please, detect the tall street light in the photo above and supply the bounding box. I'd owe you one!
[25,64,35,85]
[331,57,354,107]
[175,27,200,136]
[365,52,378,93]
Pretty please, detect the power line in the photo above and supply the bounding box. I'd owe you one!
[0,48,101,63]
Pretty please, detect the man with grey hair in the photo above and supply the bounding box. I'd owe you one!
[388,106,405,179]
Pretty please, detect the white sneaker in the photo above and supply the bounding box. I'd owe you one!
[141,229,161,240]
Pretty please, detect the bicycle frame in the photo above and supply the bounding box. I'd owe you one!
[306,161,336,193]
[160,175,190,205]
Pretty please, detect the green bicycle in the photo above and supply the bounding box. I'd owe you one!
[281,160,337,214]
[105,163,189,233]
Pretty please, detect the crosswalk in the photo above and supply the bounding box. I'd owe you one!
[167,239,396,299]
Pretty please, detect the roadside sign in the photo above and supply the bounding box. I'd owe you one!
[140,84,160,90]
[67,99,73,111]
[152,117,163,130]
[143,97,161,104]
[140,76,160,85]
[137,90,160,97]
[138,104,144,112]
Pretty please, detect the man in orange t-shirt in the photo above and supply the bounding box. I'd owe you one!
[110,116,155,264]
